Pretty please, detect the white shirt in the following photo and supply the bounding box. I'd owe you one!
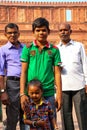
[57,40,87,91]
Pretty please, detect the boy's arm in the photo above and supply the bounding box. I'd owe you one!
[20,62,29,110]
[54,66,62,111]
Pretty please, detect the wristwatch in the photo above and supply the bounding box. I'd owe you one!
[0,89,6,93]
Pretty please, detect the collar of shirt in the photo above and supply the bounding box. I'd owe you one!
[59,39,74,46]
[30,97,48,107]
[33,40,51,48]
[7,41,24,49]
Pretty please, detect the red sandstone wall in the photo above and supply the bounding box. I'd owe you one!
[0,1,87,52]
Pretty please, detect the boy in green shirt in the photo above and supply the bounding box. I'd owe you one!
[20,17,62,130]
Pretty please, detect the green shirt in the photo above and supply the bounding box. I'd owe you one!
[21,41,61,97]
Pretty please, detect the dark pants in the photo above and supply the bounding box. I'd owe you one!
[6,79,20,130]
[0,100,2,122]
[61,88,87,130]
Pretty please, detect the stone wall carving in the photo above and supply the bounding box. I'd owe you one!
[0,1,87,52]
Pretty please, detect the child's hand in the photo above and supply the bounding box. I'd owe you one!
[37,119,46,127]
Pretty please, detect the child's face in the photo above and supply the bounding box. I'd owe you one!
[28,85,43,104]
[33,26,49,45]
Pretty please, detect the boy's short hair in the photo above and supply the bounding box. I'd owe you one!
[5,23,19,32]
[28,79,43,92]
[32,17,50,33]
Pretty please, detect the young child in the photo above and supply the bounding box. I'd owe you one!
[23,79,59,130]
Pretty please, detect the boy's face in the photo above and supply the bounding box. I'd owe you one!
[28,85,43,104]
[33,26,49,45]
[5,27,20,44]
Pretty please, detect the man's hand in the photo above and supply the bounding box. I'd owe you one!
[1,92,10,105]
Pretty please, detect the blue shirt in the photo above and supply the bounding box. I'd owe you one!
[0,41,24,77]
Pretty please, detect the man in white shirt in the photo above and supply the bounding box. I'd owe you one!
[57,23,87,130]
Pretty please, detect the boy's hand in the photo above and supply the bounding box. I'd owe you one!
[55,92,62,111]
[20,94,29,110]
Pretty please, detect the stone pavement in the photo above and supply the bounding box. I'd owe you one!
[0,105,79,130]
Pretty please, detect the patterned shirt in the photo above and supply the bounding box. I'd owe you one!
[23,97,54,130]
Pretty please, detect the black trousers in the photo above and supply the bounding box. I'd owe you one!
[61,88,87,130]
[6,79,20,130]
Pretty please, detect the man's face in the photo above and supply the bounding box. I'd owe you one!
[33,26,49,45]
[5,27,20,44]
[58,24,72,44]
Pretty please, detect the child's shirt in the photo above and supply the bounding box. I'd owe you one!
[23,97,54,130]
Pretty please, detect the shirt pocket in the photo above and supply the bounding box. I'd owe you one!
[72,52,80,64]
[7,51,19,62]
